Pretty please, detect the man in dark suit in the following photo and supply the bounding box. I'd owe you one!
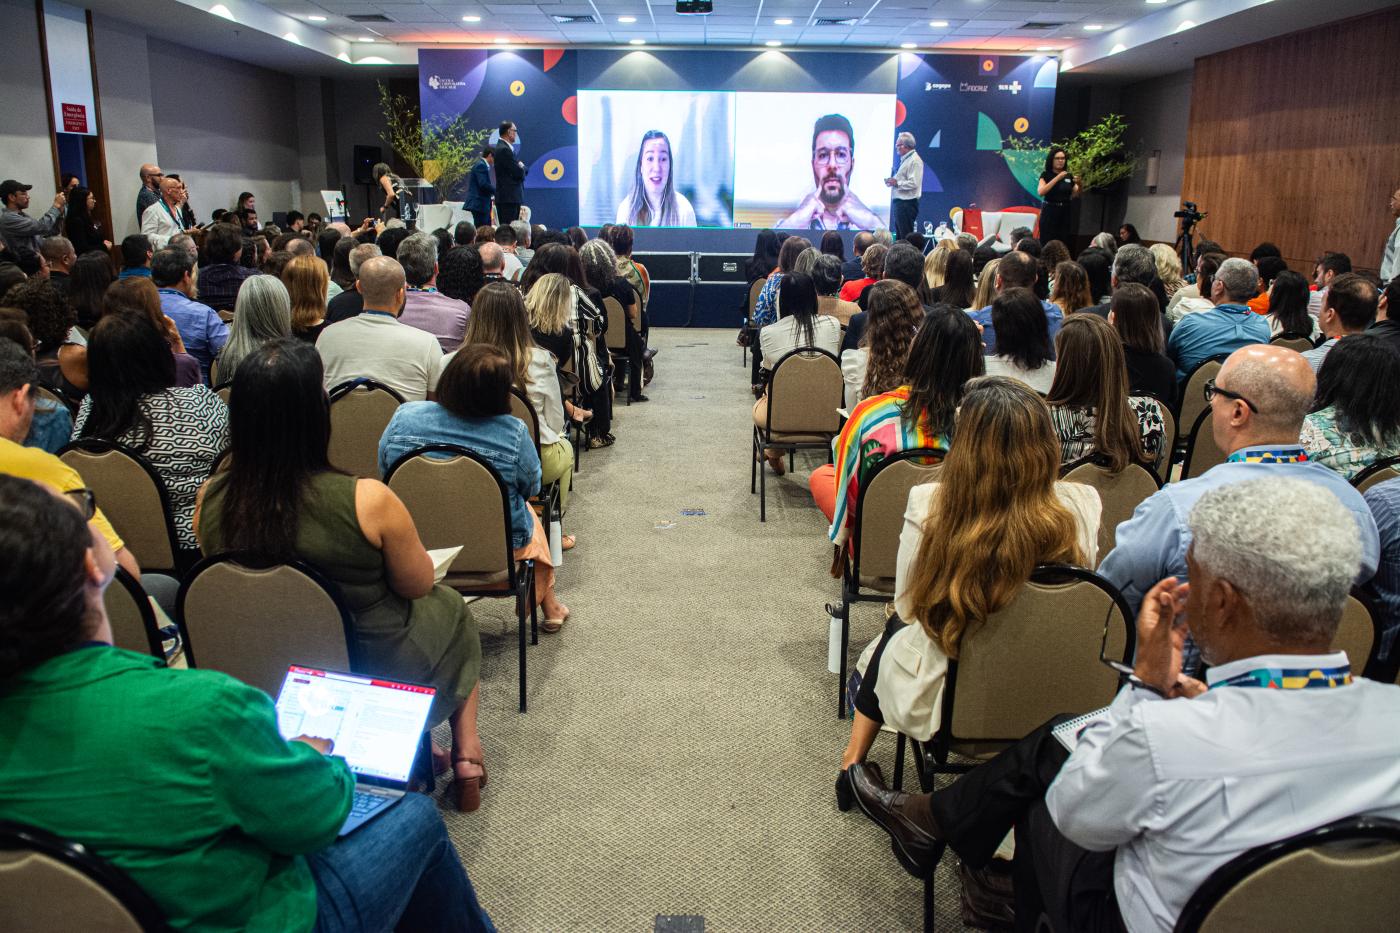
[493,121,526,225]
[841,230,873,283]
[464,146,495,228]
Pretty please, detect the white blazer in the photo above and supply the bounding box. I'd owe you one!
[140,201,185,250]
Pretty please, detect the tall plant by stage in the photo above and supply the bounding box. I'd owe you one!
[377,82,490,200]
[1000,113,1141,231]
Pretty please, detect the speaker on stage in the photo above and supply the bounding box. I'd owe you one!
[352,145,381,185]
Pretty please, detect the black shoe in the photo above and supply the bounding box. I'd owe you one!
[631,394,650,402]
[848,763,944,877]
[836,761,883,812]
[644,347,658,361]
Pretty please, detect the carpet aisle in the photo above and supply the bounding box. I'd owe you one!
[435,328,968,931]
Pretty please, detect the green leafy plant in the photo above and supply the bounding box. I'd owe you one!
[1000,113,1140,193]
[377,82,491,200]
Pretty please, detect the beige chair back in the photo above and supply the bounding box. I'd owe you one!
[385,446,513,589]
[1333,593,1375,676]
[1194,832,1400,932]
[1181,408,1228,480]
[508,389,541,453]
[746,279,765,323]
[1060,460,1160,565]
[179,558,352,696]
[949,570,1128,748]
[209,356,221,388]
[216,308,235,323]
[103,567,160,659]
[0,848,146,933]
[766,350,843,437]
[1178,357,1222,437]
[33,384,73,415]
[1354,457,1400,494]
[603,296,627,351]
[59,443,178,573]
[327,382,403,478]
[854,453,943,582]
[1269,334,1314,353]
[214,383,232,405]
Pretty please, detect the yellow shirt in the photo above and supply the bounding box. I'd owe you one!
[0,436,125,553]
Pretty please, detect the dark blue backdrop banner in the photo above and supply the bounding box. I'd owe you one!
[417,49,1056,251]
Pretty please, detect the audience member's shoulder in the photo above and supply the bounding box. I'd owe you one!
[1364,477,1400,512]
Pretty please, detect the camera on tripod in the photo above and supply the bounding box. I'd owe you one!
[1173,201,1206,226]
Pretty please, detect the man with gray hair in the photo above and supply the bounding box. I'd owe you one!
[510,220,533,266]
[316,256,444,402]
[871,229,893,248]
[478,241,507,282]
[1167,255,1271,380]
[38,237,76,297]
[885,131,923,239]
[1084,243,1170,341]
[848,475,1400,933]
[1100,342,1378,619]
[325,242,383,326]
[396,232,469,352]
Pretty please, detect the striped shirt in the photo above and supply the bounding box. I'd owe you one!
[829,385,948,546]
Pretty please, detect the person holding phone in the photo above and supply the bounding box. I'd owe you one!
[615,130,697,227]
[0,179,65,258]
[1037,148,1080,247]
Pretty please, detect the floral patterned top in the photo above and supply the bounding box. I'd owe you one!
[1300,406,1400,480]
[753,272,783,328]
[1049,396,1167,468]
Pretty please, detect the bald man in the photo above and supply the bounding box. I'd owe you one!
[136,163,163,225]
[140,177,188,250]
[1100,343,1380,619]
[315,256,444,402]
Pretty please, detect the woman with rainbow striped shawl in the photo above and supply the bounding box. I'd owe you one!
[810,308,985,550]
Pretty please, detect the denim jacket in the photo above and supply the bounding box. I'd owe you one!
[378,401,541,548]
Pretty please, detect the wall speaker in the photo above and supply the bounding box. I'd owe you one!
[352,145,382,185]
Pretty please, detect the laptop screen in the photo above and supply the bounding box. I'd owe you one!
[274,666,436,784]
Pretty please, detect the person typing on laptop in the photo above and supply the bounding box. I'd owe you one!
[0,474,494,932]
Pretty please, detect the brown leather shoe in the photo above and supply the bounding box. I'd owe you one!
[847,762,944,877]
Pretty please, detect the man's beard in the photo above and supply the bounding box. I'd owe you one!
[818,172,847,207]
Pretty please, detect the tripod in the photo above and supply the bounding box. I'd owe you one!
[1175,220,1200,276]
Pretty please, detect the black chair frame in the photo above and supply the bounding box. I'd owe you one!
[1179,407,1219,481]
[1173,815,1400,932]
[1269,330,1319,348]
[750,347,842,522]
[386,444,539,712]
[1059,451,1165,488]
[0,820,172,932]
[328,376,407,405]
[1346,585,1399,683]
[1172,354,1230,463]
[834,447,946,719]
[1351,454,1400,490]
[509,386,562,553]
[111,565,167,661]
[57,437,188,576]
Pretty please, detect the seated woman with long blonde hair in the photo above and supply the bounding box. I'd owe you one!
[835,377,1101,806]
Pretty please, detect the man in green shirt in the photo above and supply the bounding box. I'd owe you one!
[0,474,493,932]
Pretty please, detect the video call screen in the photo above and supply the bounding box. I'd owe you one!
[576,90,897,230]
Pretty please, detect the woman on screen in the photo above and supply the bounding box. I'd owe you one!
[615,130,697,228]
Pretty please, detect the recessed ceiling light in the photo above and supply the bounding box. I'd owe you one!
[1084,23,1103,31]
[357,37,373,42]
[618,15,636,23]
[764,40,781,47]
[774,18,792,25]
[462,15,480,22]
[629,38,645,45]
[209,4,234,19]
[1147,0,1169,4]
[1109,43,1127,54]
[929,20,948,28]
[308,15,326,22]
[1175,19,1196,32]
[900,42,916,49]
[283,32,301,44]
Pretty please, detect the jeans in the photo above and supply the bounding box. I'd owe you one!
[309,792,494,933]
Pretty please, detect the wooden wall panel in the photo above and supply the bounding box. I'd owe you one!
[1182,8,1400,273]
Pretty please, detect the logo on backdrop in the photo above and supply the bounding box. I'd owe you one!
[924,81,952,91]
[426,75,464,91]
[959,82,989,93]
[998,81,1023,95]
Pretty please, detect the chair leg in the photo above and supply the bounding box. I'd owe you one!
[837,593,851,718]
[893,732,906,792]
[760,439,768,522]
[788,447,795,471]
[922,874,935,933]
[751,428,758,494]
[529,561,539,646]
[518,592,528,713]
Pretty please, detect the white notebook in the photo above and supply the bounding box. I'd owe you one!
[1051,707,1112,752]
[427,546,464,583]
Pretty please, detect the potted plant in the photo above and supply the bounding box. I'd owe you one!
[999,113,1141,235]
[378,82,491,202]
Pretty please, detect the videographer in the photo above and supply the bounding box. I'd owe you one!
[1037,149,1080,246]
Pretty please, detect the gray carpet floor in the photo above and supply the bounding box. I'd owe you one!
[434,329,970,932]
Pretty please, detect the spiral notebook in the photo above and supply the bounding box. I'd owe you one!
[1051,707,1112,752]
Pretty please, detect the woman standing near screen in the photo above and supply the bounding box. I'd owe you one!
[1036,148,1079,248]
[615,130,698,227]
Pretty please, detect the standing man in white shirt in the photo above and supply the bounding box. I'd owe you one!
[140,177,189,250]
[316,256,444,402]
[847,476,1400,933]
[1380,185,1400,283]
[885,132,923,240]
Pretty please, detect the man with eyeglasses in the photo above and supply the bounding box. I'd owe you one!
[777,113,883,232]
[1098,343,1378,623]
[0,337,140,581]
[136,163,163,227]
[1166,256,1271,381]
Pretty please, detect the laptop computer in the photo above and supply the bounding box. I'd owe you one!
[274,665,436,836]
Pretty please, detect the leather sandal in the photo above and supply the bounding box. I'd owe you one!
[451,756,487,812]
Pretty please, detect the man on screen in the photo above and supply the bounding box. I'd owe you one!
[778,114,883,232]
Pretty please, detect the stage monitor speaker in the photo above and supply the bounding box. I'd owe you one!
[633,252,694,283]
[352,145,381,185]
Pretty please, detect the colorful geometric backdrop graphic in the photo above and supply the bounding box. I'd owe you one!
[418,49,1056,241]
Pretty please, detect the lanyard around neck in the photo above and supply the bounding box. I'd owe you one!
[1211,664,1351,690]
[1226,447,1308,464]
